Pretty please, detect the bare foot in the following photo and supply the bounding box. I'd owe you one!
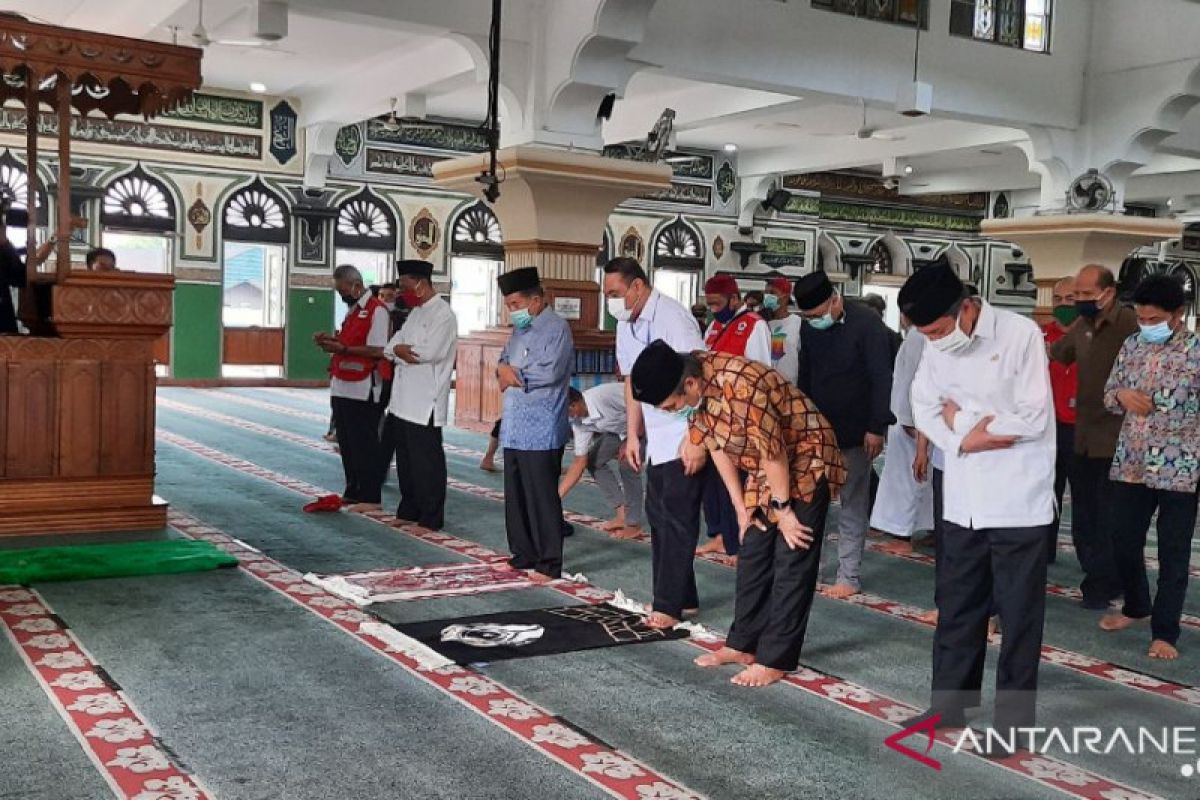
[820,583,860,600]
[602,518,625,532]
[1100,613,1145,632]
[613,525,643,540]
[527,571,555,585]
[694,647,754,667]
[645,611,680,630]
[479,460,499,473]
[1149,639,1179,660]
[917,609,939,624]
[696,537,728,556]
[322,432,337,442]
[345,502,382,513]
[731,664,787,687]
[987,616,1001,637]
[876,537,914,555]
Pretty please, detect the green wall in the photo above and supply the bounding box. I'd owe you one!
[173,283,221,379]
[287,287,335,381]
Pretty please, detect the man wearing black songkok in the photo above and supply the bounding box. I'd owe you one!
[792,271,895,600]
[899,262,1055,756]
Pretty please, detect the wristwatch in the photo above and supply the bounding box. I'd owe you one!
[767,496,791,513]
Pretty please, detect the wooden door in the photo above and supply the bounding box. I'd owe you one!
[223,328,286,365]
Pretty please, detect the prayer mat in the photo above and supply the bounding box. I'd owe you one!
[0,540,237,584]
[306,563,537,606]
[392,603,689,664]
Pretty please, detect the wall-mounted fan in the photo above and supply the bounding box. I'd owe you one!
[179,0,293,53]
[377,97,441,133]
[1066,169,1115,213]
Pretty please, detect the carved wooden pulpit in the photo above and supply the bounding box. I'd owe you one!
[0,18,202,535]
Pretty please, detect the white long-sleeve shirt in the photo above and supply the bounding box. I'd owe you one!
[383,295,458,426]
[911,301,1055,529]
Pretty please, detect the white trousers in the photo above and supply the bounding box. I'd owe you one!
[869,425,934,538]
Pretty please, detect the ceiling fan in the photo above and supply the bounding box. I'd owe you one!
[186,0,288,50]
[759,98,905,142]
[377,97,441,133]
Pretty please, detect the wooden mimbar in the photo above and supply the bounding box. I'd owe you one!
[0,17,202,535]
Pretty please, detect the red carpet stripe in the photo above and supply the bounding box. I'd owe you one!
[164,510,703,800]
[155,428,1162,800]
[0,587,212,800]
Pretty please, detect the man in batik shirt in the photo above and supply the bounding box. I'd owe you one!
[1099,274,1200,660]
[630,341,845,687]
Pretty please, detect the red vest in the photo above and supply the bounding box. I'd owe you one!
[1041,321,1076,424]
[705,310,763,357]
[331,295,392,381]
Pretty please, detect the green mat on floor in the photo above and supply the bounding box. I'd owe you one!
[0,540,237,584]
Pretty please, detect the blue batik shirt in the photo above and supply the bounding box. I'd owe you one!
[498,307,574,451]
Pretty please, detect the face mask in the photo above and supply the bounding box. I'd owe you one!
[671,404,698,420]
[1076,291,1109,320]
[929,319,972,355]
[806,313,835,331]
[713,306,736,324]
[510,308,533,330]
[340,293,357,306]
[762,294,780,312]
[400,290,421,308]
[1052,305,1078,326]
[1139,321,1174,344]
[607,296,632,322]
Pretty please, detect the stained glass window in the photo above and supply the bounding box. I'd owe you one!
[950,0,1051,52]
[811,0,926,28]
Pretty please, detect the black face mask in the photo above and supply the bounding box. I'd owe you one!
[340,293,357,306]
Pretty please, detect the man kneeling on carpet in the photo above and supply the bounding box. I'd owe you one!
[630,340,846,687]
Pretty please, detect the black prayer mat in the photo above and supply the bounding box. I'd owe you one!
[392,603,689,664]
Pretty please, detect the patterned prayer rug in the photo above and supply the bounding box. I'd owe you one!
[305,563,536,605]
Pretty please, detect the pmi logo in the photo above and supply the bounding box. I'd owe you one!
[884,713,943,771]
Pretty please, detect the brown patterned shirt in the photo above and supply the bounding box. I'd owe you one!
[688,352,846,512]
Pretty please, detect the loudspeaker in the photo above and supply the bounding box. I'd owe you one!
[762,189,791,212]
[597,93,616,121]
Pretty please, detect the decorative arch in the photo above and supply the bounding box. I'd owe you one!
[0,149,46,214]
[597,226,613,267]
[652,216,704,270]
[223,178,290,243]
[450,200,503,259]
[1167,261,1198,315]
[868,241,893,275]
[102,164,176,232]
[334,187,397,252]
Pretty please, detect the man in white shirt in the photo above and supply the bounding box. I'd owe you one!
[379,260,458,531]
[763,277,802,385]
[314,264,391,512]
[870,318,934,553]
[900,262,1055,751]
[603,257,707,629]
[559,383,644,538]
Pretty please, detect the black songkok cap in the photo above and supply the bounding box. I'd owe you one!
[792,270,834,311]
[630,340,685,407]
[496,266,541,296]
[898,258,966,326]
[396,260,433,279]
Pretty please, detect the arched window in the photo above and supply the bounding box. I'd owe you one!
[223,178,290,244]
[102,166,175,232]
[100,166,177,274]
[335,188,397,252]
[653,217,704,270]
[451,200,503,259]
[0,150,47,253]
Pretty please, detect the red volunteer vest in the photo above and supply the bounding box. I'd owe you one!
[705,309,763,357]
[331,295,392,381]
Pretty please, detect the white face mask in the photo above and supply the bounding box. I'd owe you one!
[607,296,632,322]
[929,317,972,355]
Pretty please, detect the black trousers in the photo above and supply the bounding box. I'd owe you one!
[504,448,566,578]
[331,395,384,504]
[703,463,741,555]
[726,481,831,671]
[931,520,1049,732]
[1110,481,1199,645]
[381,414,447,530]
[1072,455,1121,603]
[1049,422,1077,563]
[645,459,705,618]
